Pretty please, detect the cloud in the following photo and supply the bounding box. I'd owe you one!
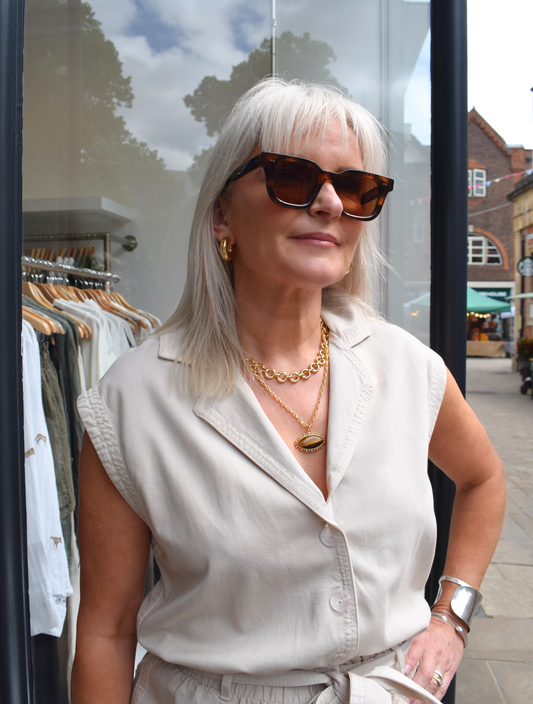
[468,0,533,147]
[88,0,271,169]
[87,0,432,169]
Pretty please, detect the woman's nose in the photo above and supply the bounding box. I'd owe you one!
[308,179,343,218]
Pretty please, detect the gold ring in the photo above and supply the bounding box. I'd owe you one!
[431,669,444,687]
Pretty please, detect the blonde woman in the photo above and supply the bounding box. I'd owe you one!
[72,79,505,704]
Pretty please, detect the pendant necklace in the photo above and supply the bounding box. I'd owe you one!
[246,320,329,453]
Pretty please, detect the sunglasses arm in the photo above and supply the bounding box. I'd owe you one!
[226,154,263,183]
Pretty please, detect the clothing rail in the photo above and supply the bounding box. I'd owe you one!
[22,255,120,283]
[22,232,137,249]
[23,232,137,273]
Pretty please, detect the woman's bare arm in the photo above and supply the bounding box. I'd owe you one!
[405,368,506,700]
[71,432,151,704]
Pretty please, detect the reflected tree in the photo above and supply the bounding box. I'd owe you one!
[184,31,347,183]
[23,0,179,208]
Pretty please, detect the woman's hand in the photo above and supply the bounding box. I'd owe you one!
[404,615,465,702]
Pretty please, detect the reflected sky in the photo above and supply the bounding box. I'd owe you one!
[87,0,428,170]
[404,31,430,146]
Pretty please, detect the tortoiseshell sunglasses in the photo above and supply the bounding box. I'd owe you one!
[224,152,394,221]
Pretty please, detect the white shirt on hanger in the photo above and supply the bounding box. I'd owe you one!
[54,300,117,388]
[22,321,72,637]
[111,302,154,343]
[84,299,135,357]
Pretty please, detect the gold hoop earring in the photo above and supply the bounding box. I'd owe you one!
[345,261,353,275]
[220,238,234,262]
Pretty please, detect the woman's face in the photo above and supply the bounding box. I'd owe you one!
[214,120,365,296]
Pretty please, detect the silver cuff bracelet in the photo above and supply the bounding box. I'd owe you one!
[430,611,468,648]
[433,575,483,630]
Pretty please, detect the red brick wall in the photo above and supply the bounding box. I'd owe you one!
[467,119,515,281]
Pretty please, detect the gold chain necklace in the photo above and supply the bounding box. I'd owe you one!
[246,323,329,453]
[246,318,328,384]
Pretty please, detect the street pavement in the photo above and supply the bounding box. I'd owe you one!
[456,357,533,703]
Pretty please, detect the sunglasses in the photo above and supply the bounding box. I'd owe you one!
[224,152,394,221]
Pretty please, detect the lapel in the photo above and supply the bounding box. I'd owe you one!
[194,377,334,521]
[325,335,376,498]
[159,294,377,518]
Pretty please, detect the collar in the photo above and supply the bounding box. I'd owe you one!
[156,291,376,517]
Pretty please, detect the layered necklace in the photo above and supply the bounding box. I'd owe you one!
[246,319,329,453]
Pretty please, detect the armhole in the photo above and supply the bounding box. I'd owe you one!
[427,353,447,441]
[77,387,148,522]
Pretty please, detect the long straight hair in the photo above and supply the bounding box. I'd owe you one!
[160,78,388,396]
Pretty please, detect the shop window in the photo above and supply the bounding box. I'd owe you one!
[468,169,486,197]
[467,235,502,265]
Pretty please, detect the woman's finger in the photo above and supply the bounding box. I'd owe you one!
[404,618,464,702]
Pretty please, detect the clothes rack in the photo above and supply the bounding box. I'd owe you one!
[22,232,137,273]
[22,256,120,292]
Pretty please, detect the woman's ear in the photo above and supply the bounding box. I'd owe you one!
[213,197,231,243]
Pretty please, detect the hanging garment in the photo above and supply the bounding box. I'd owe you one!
[84,298,135,356]
[39,337,76,525]
[54,299,117,389]
[22,321,72,637]
[137,309,162,330]
[111,302,154,343]
[23,296,85,476]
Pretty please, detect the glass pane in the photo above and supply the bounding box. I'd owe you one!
[473,169,486,197]
[23,0,430,333]
[21,3,432,690]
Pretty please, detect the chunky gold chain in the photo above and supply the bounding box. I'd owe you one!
[246,318,329,384]
[247,324,329,431]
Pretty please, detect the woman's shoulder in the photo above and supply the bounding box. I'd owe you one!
[93,332,185,393]
[323,291,440,362]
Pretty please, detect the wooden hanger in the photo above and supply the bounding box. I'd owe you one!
[108,291,138,312]
[67,285,88,302]
[83,289,139,332]
[24,282,90,339]
[23,306,53,336]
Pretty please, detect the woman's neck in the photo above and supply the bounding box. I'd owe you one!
[235,280,324,369]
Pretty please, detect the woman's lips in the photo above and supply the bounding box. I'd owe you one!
[291,232,338,246]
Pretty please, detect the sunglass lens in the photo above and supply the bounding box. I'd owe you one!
[335,173,380,218]
[272,159,316,205]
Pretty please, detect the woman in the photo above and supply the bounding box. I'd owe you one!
[72,79,505,704]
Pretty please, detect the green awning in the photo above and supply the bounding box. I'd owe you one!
[508,292,533,300]
[408,288,511,314]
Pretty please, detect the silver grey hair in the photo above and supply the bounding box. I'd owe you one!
[161,77,388,396]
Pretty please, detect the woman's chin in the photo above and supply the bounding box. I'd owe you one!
[288,265,346,290]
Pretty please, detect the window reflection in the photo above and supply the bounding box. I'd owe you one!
[23,0,430,339]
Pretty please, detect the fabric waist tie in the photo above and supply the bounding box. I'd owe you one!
[186,641,441,704]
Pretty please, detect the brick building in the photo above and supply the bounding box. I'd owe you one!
[508,173,533,340]
[467,109,532,335]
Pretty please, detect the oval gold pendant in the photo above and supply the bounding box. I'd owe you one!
[295,433,326,453]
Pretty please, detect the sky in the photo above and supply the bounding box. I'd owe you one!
[86,0,533,171]
[468,0,533,149]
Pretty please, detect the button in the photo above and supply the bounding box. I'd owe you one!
[329,587,351,613]
[320,524,343,547]
[327,652,350,667]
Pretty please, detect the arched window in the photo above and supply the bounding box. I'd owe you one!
[467,235,502,265]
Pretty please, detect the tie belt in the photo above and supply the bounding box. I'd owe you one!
[185,642,441,704]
